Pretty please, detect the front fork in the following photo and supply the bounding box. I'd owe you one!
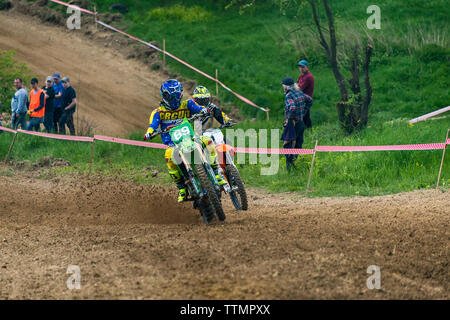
[177,150,203,198]
[195,143,222,192]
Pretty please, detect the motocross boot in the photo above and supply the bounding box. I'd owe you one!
[177,187,187,203]
[211,164,226,186]
[169,169,187,202]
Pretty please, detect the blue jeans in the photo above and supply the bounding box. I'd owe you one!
[44,110,54,133]
[11,112,27,130]
[27,117,43,131]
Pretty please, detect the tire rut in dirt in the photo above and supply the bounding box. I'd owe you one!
[226,164,248,211]
[195,164,226,222]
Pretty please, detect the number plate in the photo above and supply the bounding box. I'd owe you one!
[169,118,194,144]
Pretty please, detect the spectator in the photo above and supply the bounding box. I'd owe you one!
[59,77,77,135]
[42,76,56,133]
[297,60,315,129]
[27,78,46,132]
[0,112,3,134]
[280,77,313,170]
[52,72,64,132]
[11,78,28,130]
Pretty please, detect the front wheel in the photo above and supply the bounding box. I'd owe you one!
[225,164,248,211]
[195,163,226,222]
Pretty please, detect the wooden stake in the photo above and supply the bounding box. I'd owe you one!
[215,69,219,97]
[306,140,319,194]
[4,131,18,165]
[94,5,98,31]
[436,129,449,189]
[266,109,270,121]
[89,138,96,175]
[163,39,166,65]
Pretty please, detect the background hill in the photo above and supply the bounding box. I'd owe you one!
[87,0,450,124]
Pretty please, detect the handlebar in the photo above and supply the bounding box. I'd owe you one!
[144,112,238,141]
[219,120,237,129]
[144,112,211,140]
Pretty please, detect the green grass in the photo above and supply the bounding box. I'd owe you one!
[0,130,170,185]
[32,0,449,122]
[238,119,449,196]
[1,118,448,197]
[81,0,449,124]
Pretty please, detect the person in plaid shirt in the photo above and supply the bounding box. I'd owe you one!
[280,77,313,170]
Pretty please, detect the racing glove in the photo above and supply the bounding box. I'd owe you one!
[144,128,154,141]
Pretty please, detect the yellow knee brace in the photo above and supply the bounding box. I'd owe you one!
[165,147,179,171]
[201,136,217,165]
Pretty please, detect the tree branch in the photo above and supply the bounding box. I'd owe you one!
[361,44,373,126]
[320,0,348,101]
[309,0,331,59]
[323,0,337,60]
[348,45,361,95]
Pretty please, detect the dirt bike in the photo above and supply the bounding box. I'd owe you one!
[202,121,248,211]
[146,113,226,223]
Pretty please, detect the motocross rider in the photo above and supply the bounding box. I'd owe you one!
[144,79,226,203]
[192,85,235,130]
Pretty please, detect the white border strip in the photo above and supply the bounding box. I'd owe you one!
[409,106,450,124]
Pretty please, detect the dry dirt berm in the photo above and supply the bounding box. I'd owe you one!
[0,173,448,299]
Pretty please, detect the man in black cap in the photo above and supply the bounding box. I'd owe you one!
[42,76,56,133]
[281,77,313,170]
[59,77,77,135]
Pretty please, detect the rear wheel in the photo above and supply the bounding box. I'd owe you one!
[195,163,226,222]
[225,164,248,211]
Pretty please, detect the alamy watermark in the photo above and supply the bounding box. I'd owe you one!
[225,128,280,176]
[366,5,381,30]
[171,128,283,176]
[67,7,81,30]
[66,265,81,290]
[366,265,381,290]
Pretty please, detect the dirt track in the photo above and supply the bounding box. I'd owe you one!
[0,5,449,301]
[0,10,166,136]
[0,172,448,299]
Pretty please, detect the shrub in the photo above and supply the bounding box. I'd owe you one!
[415,44,450,63]
[146,5,213,23]
[0,50,34,114]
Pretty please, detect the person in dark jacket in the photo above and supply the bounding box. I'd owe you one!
[42,76,56,133]
[59,77,77,135]
[281,77,313,170]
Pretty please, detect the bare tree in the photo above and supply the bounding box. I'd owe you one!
[228,0,374,133]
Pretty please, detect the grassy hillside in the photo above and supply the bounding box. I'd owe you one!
[81,0,450,124]
[1,117,449,196]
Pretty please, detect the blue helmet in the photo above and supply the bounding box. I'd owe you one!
[161,79,183,110]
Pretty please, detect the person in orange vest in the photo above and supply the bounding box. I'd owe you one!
[26,78,46,131]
